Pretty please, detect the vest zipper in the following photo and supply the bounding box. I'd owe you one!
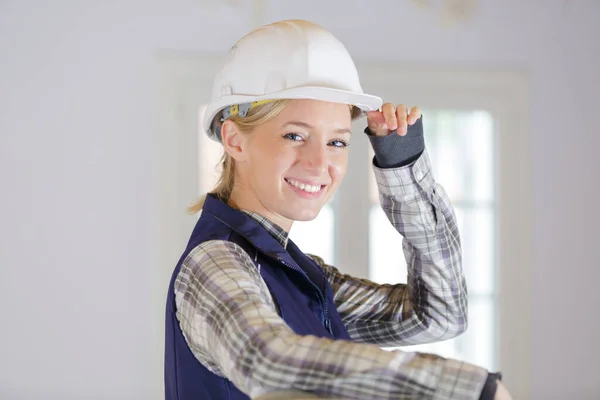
[211,218,334,336]
[275,257,333,336]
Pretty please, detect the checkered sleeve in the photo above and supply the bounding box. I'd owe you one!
[175,239,488,399]
[310,150,468,347]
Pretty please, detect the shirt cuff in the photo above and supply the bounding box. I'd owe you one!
[365,116,425,168]
[478,372,502,400]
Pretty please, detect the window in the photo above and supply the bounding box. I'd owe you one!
[368,110,497,370]
[290,204,336,265]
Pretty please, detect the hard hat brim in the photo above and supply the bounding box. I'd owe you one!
[201,86,383,142]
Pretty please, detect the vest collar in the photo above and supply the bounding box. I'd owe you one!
[202,194,329,307]
[202,194,292,260]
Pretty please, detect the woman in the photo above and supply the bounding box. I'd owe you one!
[164,19,512,400]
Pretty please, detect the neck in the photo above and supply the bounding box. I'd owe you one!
[227,187,293,232]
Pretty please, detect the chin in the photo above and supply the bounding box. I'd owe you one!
[285,207,321,222]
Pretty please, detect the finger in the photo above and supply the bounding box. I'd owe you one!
[395,104,408,135]
[382,103,397,131]
[408,106,422,125]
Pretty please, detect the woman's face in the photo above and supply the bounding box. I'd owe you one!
[224,99,351,231]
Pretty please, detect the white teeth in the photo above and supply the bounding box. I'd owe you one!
[286,179,322,193]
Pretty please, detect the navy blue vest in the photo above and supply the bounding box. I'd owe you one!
[165,194,352,399]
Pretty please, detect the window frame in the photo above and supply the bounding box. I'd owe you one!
[335,65,532,398]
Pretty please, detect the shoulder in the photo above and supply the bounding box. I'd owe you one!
[177,240,259,288]
[306,253,327,268]
[305,253,336,277]
[174,239,275,315]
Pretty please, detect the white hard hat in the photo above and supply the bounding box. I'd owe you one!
[202,19,383,142]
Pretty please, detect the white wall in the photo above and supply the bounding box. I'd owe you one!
[1,0,598,399]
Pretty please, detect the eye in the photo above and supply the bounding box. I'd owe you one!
[328,139,350,148]
[283,133,304,142]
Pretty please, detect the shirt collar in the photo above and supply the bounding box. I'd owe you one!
[241,210,289,248]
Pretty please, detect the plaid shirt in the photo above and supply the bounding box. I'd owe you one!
[174,151,489,399]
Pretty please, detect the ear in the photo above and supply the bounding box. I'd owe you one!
[220,120,247,162]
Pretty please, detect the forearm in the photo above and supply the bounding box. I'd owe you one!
[229,321,487,399]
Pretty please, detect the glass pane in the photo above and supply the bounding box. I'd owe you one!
[458,296,496,370]
[368,205,408,284]
[368,109,497,372]
[198,109,224,194]
[290,204,335,266]
[457,206,495,295]
[424,110,494,203]
[368,151,379,205]
[369,110,494,204]
[391,296,496,371]
[369,192,495,295]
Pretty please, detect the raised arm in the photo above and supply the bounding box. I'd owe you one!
[309,112,468,347]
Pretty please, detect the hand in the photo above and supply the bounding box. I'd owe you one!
[366,103,422,137]
[494,381,513,400]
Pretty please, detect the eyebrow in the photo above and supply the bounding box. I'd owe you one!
[282,121,352,134]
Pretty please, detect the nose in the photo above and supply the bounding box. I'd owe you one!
[301,143,328,174]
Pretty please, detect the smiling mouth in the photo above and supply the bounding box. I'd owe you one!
[284,178,326,193]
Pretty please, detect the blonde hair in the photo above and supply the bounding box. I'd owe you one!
[188,100,359,214]
[188,100,290,213]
